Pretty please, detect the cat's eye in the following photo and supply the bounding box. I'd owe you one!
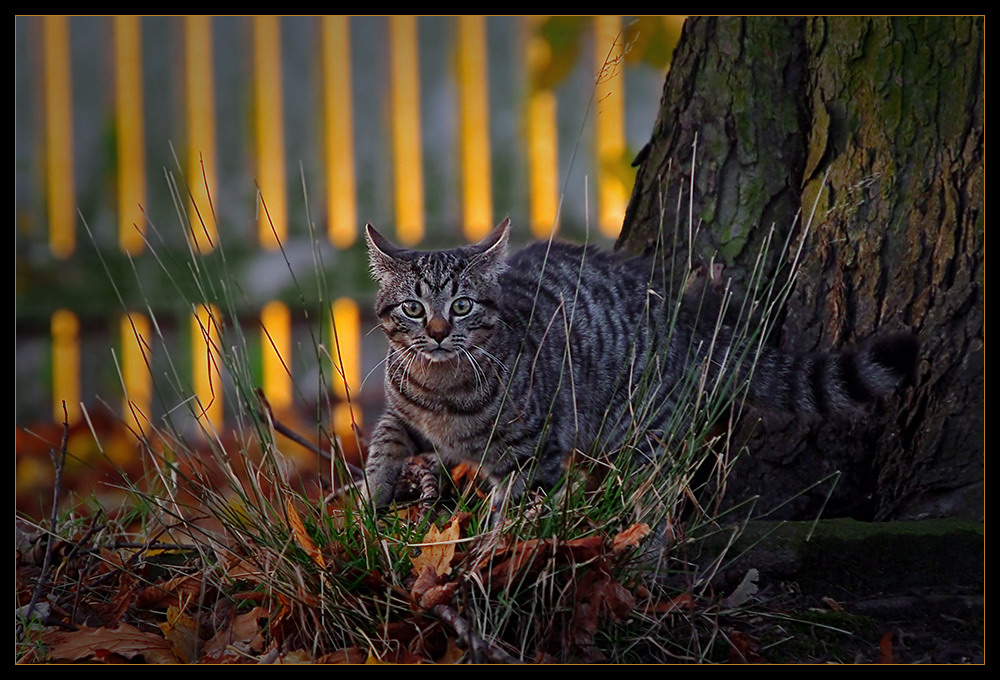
[400,300,425,318]
[451,297,473,316]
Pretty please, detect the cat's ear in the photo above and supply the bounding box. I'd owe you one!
[365,223,407,279]
[469,217,510,271]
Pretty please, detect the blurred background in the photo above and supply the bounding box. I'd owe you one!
[14,16,684,510]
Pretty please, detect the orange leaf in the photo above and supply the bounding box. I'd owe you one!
[561,535,604,562]
[42,623,179,664]
[645,591,694,614]
[822,595,844,612]
[878,631,897,664]
[486,539,547,586]
[436,637,465,664]
[137,573,203,608]
[612,522,651,554]
[411,514,462,577]
[728,629,768,663]
[287,498,326,569]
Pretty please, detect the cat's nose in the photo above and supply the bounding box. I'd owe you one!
[426,315,451,343]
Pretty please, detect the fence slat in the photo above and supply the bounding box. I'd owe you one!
[51,310,80,424]
[261,301,292,411]
[253,16,287,249]
[331,298,362,439]
[594,16,627,238]
[389,16,424,245]
[43,16,76,259]
[525,16,559,237]
[192,304,223,433]
[121,313,152,436]
[322,16,358,249]
[457,16,493,240]
[113,16,147,254]
[20,14,673,430]
[185,16,218,253]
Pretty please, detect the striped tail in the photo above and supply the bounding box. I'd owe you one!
[748,332,919,416]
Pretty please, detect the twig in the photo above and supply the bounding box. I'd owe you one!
[254,388,364,480]
[74,541,200,554]
[20,403,70,636]
[433,603,518,664]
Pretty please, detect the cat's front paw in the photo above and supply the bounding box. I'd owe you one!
[363,452,404,509]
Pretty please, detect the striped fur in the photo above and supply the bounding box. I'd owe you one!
[363,219,918,507]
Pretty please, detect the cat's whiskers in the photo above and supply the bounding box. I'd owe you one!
[471,344,509,378]
[386,343,420,394]
[457,347,485,390]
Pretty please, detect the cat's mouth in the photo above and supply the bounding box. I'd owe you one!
[422,347,456,363]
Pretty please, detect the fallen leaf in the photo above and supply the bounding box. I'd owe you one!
[275,649,315,664]
[570,568,636,648]
[287,499,326,569]
[612,523,651,554]
[42,623,179,664]
[411,564,458,610]
[89,571,140,626]
[137,573,204,609]
[435,637,465,664]
[644,591,694,615]
[486,538,547,586]
[561,535,604,562]
[878,631,897,664]
[201,605,267,659]
[411,514,462,577]
[159,605,202,663]
[720,568,759,608]
[822,595,844,612]
[315,647,367,664]
[450,463,486,498]
[728,629,768,663]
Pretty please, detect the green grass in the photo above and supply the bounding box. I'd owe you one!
[15,142,832,664]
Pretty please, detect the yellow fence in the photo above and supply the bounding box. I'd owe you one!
[17,15,681,442]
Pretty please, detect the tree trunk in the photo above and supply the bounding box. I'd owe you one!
[619,17,983,521]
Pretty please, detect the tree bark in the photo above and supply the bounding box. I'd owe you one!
[619,17,983,521]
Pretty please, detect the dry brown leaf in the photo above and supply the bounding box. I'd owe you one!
[486,538,546,586]
[137,573,204,609]
[728,629,768,663]
[42,623,180,664]
[159,605,201,663]
[561,535,604,562]
[645,591,694,615]
[822,595,844,612]
[435,637,465,664]
[411,564,441,599]
[201,605,267,658]
[411,514,462,577]
[274,649,315,664]
[89,571,140,626]
[878,631,897,664]
[218,553,268,582]
[570,569,636,648]
[315,647,368,664]
[287,498,326,569]
[411,565,458,610]
[449,462,486,497]
[612,523,651,554]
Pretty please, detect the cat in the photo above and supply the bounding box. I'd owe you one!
[362,217,918,509]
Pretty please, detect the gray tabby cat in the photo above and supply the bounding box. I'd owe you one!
[363,218,918,508]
